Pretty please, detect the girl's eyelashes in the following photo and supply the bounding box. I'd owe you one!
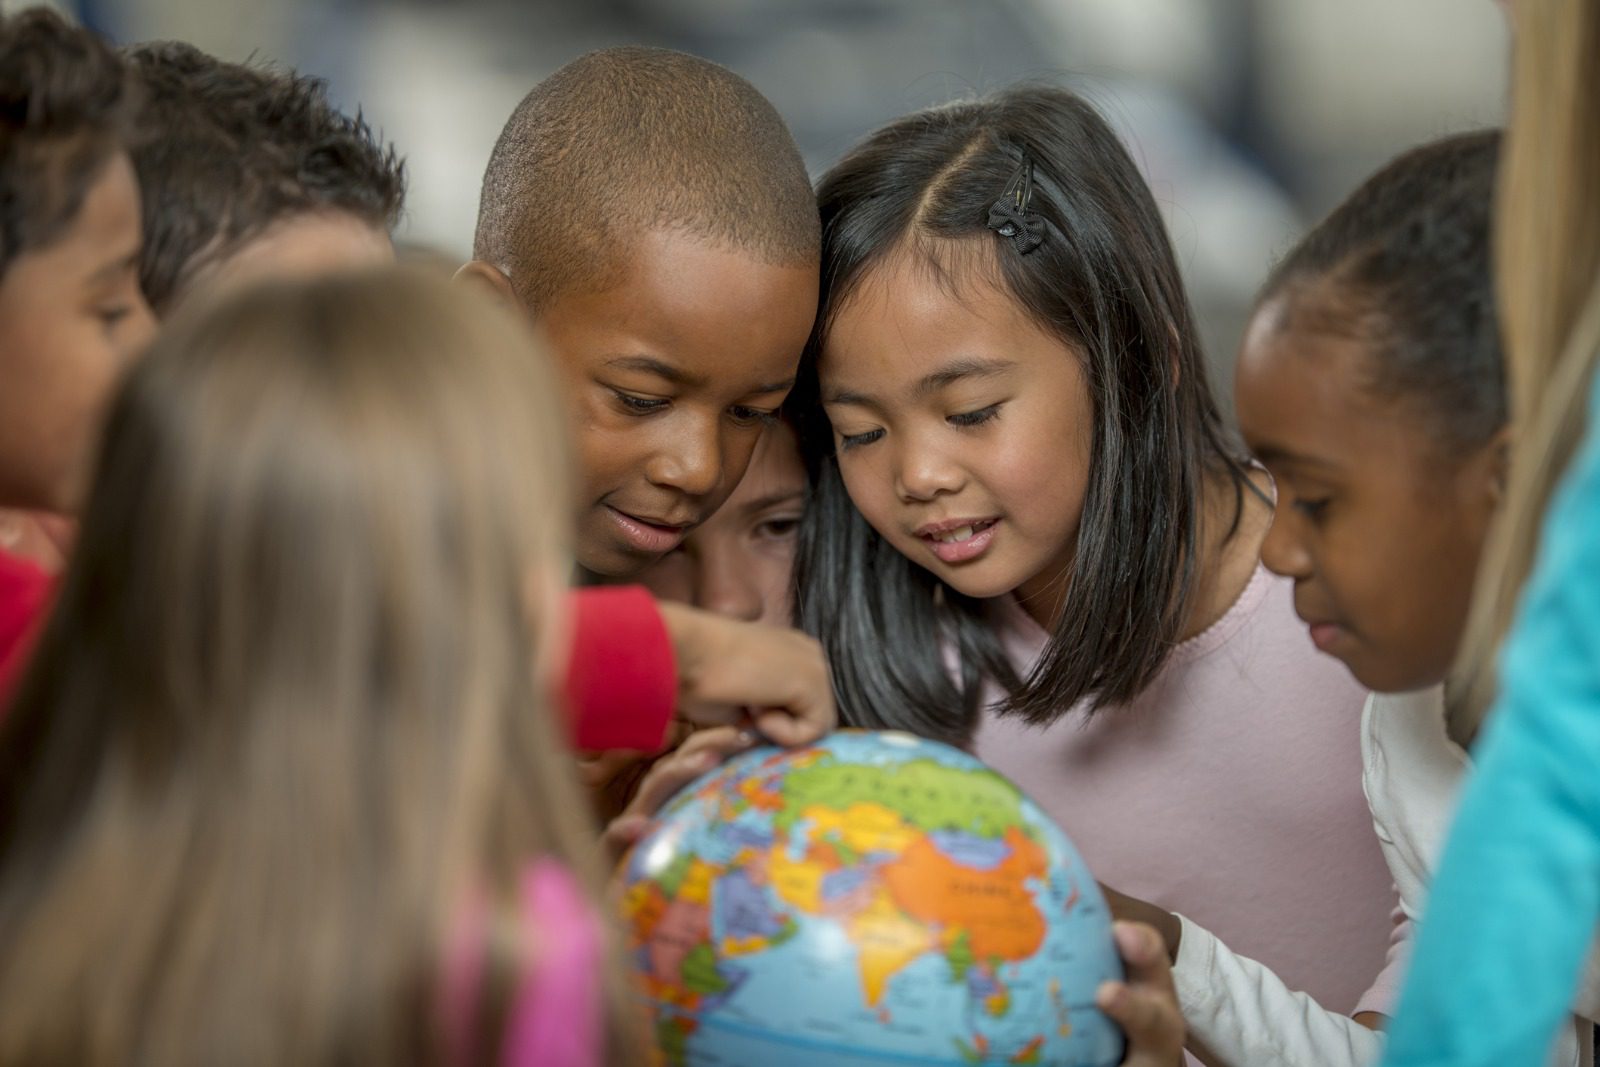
[729,405,781,427]
[948,402,1002,428]
[755,513,803,540]
[1292,496,1331,521]
[610,388,669,416]
[837,427,884,451]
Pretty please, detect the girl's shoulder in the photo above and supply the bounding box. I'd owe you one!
[499,861,606,1067]
[442,860,607,1067]
[1167,561,1277,667]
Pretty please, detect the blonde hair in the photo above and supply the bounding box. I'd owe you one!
[1451,0,1600,741]
[0,270,641,1064]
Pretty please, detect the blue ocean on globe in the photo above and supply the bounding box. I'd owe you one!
[618,729,1126,1066]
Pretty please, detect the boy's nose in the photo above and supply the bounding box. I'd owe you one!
[645,427,722,500]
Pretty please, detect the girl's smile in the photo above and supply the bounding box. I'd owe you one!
[819,243,1094,628]
[915,515,1002,563]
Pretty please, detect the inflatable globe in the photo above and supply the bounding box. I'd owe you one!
[618,729,1125,1066]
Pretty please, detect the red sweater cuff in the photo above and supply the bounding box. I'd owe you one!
[0,551,52,716]
[562,586,677,751]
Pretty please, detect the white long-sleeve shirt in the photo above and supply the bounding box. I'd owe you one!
[1171,687,1598,1067]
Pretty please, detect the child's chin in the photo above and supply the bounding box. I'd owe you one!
[921,563,1018,604]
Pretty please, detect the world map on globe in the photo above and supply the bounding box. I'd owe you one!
[618,730,1125,1066]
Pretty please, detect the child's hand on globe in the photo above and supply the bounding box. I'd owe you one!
[601,725,758,864]
[658,602,837,745]
[1099,921,1186,1067]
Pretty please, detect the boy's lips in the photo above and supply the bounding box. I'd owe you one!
[604,505,691,555]
[914,516,1001,564]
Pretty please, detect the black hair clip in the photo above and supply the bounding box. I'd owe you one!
[986,157,1045,255]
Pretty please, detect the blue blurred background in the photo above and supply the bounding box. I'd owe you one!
[19,0,1509,408]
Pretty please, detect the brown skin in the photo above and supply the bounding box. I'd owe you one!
[0,153,155,513]
[0,206,397,563]
[821,244,1269,639]
[1236,294,1506,694]
[820,246,1097,629]
[461,229,818,579]
[1105,292,1506,1036]
[177,211,394,311]
[826,246,1275,1050]
[583,421,808,819]
[640,419,806,626]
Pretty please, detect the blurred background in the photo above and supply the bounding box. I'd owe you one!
[14,0,1508,408]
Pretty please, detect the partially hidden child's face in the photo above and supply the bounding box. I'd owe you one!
[820,249,1094,617]
[178,211,394,312]
[0,153,154,512]
[1235,297,1504,693]
[539,229,818,578]
[638,419,806,626]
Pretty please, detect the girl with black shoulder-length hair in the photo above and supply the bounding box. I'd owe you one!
[792,84,1397,1035]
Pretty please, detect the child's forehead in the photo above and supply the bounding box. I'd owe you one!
[537,229,815,392]
[7,152,142,284]
[552,230,813,333]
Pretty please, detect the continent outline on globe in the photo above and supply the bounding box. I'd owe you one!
[620,729,1126,1067]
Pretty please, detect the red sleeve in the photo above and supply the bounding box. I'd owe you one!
[0,551,52,715]
[562,586,676,752]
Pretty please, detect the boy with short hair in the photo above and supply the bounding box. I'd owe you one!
[1,29,835,752]
[124,41,404,312]
[462,47,821,579]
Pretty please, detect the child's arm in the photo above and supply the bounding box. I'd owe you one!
[1170,914,1388,1066]
[1104,883,1394,1066]
[564,587,835,752]
[1382,385,1600,1066]
[0,550,52,711]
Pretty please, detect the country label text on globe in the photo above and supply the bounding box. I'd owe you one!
[619,730,1125,1066]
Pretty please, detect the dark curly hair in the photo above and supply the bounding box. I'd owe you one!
[125,41,405,313]
[0,7,141,279]
[1261,130,1505,450]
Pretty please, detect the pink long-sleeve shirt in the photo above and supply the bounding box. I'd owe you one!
[975,565,1398,1038]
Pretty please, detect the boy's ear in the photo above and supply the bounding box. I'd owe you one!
[455,260,521,311]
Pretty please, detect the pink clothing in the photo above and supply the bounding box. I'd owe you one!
[442,860,605,1067]
[975,565,1397,1022]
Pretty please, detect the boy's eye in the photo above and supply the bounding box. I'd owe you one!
[612,389,669,415]
[729,405,780,427]
[948,403,1002,428]
[98,305,131,329]
[837,428,884,451]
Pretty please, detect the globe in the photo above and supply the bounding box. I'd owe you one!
[617,729,1126,1066]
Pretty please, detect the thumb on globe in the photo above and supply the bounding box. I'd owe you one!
[1098,921,1186,1067]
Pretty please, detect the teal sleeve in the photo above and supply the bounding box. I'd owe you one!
[1383,374,1600,1067]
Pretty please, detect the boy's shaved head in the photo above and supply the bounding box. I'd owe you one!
[473,46,819,309]
[125,42,405,313]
